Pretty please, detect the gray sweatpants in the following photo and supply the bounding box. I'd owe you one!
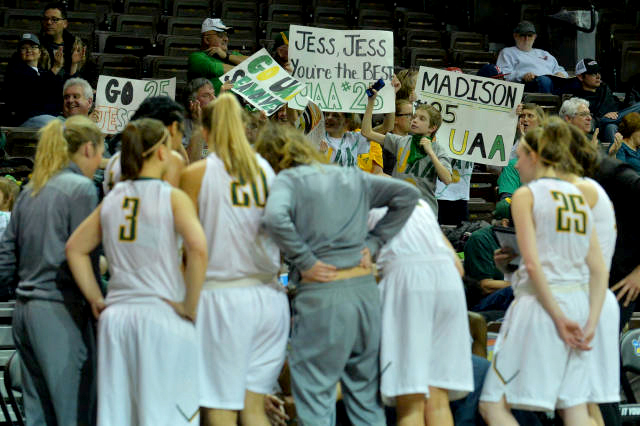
[12,298,97,426]
[289,275,385,426]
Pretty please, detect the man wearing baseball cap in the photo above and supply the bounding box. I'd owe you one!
[496,20,567,93]
[571,57,640,143]
[187,18,248,95]
[476,64,506,80]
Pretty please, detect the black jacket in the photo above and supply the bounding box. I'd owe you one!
[39,28,76,77]
[571,82,625,121]
[3,56,63,126]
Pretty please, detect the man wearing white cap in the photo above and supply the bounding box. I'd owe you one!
[187,18,248,95]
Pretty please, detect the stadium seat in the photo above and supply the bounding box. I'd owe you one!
[403,47,448,68]
[313,6,348,27]
[221,1,258,22]
[449,31,487,51]
[104,33,154,57]
[356,9,393,30]
[3,351,24,426]
[621,41,640,84]
[354,0,391,11]
[227,38,256,56]
[0,48,14,93]
[223,18,257,42]
[2,127,39,158]
[115,14,157,35]
[66,11,96,34]
[166,17,201,36]
[396,10,438,31]
[92,53,142,79]
[264,21,290,44]
[159,34,200,57]
[172,0,210,18]
[15,0,48,9]
[3,9,42,32]
[312,0,344,8]
[72,0,114,14]
[0,28,24,51]
[123,0,164,16]
[522,93,561,116]
[451,49,496,72]
[402,29,443,49]
[144,55,188,83]
[267,4,304,23]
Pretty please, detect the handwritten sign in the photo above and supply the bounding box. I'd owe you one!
[288,25,394,113]
[220,48,303,116]
[416,67,524,166]
[94,76,176,134]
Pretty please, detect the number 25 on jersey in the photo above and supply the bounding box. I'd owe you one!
[550,191,587,234]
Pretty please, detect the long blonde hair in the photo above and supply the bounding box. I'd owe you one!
[30,116,102,195]
[201,93,260,185]
[254,123,328,173]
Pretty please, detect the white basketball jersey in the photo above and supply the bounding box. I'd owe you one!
[513,178,593,288]
[584,177,616,268]
[103,152,122,196]
[198,154,280,281]
[368,199,452,270]
[101,179,185,305]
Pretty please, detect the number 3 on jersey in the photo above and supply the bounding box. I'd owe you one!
[550,191,587,234]
[119,197,139,241]
[230,169,268,207]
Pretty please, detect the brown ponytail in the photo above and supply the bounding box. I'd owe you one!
[121,118,169,180]
[566,123,598,177]
[523,117,583,175]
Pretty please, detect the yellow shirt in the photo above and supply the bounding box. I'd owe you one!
[357,141,383,173]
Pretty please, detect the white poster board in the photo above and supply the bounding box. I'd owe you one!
[288,25,394,113]
[94,76,176,134]
[416,67,524,166]
[219,48,303,116]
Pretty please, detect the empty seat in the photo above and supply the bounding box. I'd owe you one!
[115,14,157,35]
[104,33,154,57]
[449,31,487,51]
[397,10,438,31]
[313,6,348,27]
[15,0,48,9]
[221,1,258,21]
[144,55,188,83]
[403,29,443,49]
[522,93,561,115]
[312,0,344,8]
[452,50,496,71]
[621,41,640,84]
[404,47,448,68]
[264,21,291,43]
[72,0,114,14]
[354,0,392,11]
[356,9,393,30]
[0,48,14,90]
[0,29,25,51]
[93,53,141,79]
[227,38,256,56]
[4,9,42,32]
[166,17,202,36]
[172,0,209,18]
[223,19,257,42]
[66,11,96,34]
[123,0,163,15]
[159,34,200,56]
[3,128,39,158]
[267,4,303,23]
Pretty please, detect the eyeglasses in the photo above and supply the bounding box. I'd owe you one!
[20,45,39,52]
[575,112,593,118]
[42,17,65,23]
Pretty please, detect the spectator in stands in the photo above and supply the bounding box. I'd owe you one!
[559,97,593,135]
[497,21,568,93]
[188,18,248,96]
[497,103,545,200]
[464,199,515,312]
[608,112,640,173]
[0,177,19,237]
[62,77,93,118]
[572,58,640,143]
[322,111,374,171]
[363,87,452,214]
[477,63,507,80]
[4,33,64,127]
[272,31,291,73]
[396,68,418,103]
[381,99,413,174]
[0,115,103,426]
[39,2,75,77]
[67,37,98,87]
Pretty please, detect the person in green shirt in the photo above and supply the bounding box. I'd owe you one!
[464,199,515,312]
[187,18,248,95]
